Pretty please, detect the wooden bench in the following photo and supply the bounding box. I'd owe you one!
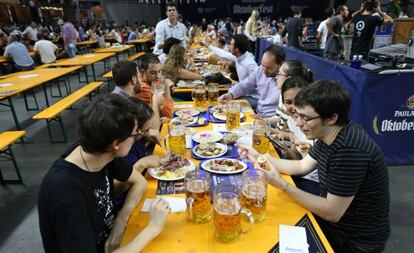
[0,131,25,184]
[33,82,103,143]
[127,51,145,62]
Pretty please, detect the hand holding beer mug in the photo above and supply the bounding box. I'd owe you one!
[208,83,219,105]
[191,85,207,111]
[185,170,212,223]
[163,121,186,155]
[213,184,254,243]
[241,169,268,222]
[226,102,241,131]
[252,119,270,154]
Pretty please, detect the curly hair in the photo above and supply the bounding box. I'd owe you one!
[161,44,186,81]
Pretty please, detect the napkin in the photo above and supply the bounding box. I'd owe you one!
[141,196,186,213]
[279,224,309,253]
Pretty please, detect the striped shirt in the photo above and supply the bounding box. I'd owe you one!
[309,122,390,252]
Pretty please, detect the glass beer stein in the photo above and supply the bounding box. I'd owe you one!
[164,121,186,155]
[192,85,207,111]
[208,83,219,105]
[213,184,254,243]
[241,169,268,222]
[185,170,212,223]
[226,102,241,131]
[252,119,269,154]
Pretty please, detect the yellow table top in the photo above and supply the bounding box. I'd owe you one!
[93,44,134,53]
[0,51,36,64]
[120,101,333,253]
[49,53,115,67]
[126,38,152,44]
[0,66,82,99]
[76,40,98,46]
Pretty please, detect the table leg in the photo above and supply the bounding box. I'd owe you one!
[92,64,96,81]
[42,85,50,107]
[85,66,89,83]
[7,97,21,130]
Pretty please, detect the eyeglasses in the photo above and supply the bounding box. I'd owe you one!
[292,112,321,124]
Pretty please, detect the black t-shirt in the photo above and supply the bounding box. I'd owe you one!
[351,14,383,57]
[38,143,133,253]
[309,122,390,252]
[284,17,304,48]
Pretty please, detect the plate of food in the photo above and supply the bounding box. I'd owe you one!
[201,158,248,174]
[175,109,200,117]
[222,133,239,144]
[171,114,197,126]
[176,80,206,88]
[192,131,223,143]
[193,142,227,159]
[211,106,244,121]
[149,153,195,181]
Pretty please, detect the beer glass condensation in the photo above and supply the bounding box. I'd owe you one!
[241,169,268,222]
[213,184,254,243]
[208,83,219,105]
[166,121,186,155]
[252,119,269,154]
[226,102,241,131]
[192,85,207,111]
[185,170,212,223]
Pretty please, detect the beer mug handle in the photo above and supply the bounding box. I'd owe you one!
[191,90,195,101]
[161,135,169,152]
[186,197,194,220]
[240,208,254,234]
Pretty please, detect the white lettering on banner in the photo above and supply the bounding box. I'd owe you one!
[381,119,414,132]
[241,0,266,3]
[233,4,274,14]
[394,111,414,117]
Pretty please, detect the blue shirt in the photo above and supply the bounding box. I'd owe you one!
[128,32,138,41]
[4,41,34,67]
[229,66,280,118]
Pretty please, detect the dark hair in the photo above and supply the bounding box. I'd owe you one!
[294,79,350,126]
[78,94,137,154]
[263,45,285,65]
[232,34,250,54]
[218,37,226,47]
[37,33,44,40]
[163,37,181,55]
[336,5,347,15]
[138,53,160,71]
[165,1,177,11]
[281,76,309,103]
[112,61,138,88]
[281,60,314,83]
[127,97,154,127]
[291,6,302,16]
[325,7,335,18]
[363,0,379,11]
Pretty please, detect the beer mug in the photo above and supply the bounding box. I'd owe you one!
[226,102,241,131]
[185,170,212,223]
[252,119,269,154]
[207,83,219,105]
[241,169,268,222]
[163,121,186,155]
[213,184,254,243]
[191,85,207,111]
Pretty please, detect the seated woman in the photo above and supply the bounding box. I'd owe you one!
[161,44,203,83]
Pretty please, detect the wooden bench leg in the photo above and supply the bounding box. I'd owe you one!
[0,146,23,184]
[23,90,39,111]
[46,117,68,143]
[50,79,63,98]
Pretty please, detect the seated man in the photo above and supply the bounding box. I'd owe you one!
[38,94,171,253]
[3,30,35,71]
[240,79,390,252]
[136,53,174,119]
[219,45,284,119]
[33,33,58,64]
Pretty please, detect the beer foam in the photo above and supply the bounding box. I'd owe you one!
[214,194,241,215]
[186,179,208,193]
[243,184,266,199]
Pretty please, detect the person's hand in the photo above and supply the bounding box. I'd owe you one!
[104,215,127,253]
[236,144,260,161]
[218,93,233,103]
[152,92,165,106]
[265,161,289,190]
[145,129,162,145]
[148,197,170,234]
[135,155,161,170]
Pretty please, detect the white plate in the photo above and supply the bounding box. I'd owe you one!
[171,116,197,126]
[175,109,200,117]
[192,131,223,143]
[149,160,195,181]
[193,143,228,159]
[201,158,248,174]
[212,110,244,121]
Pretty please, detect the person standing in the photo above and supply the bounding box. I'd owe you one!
[153,2,187,56]
[244,10,260,54]
[317,8,335,56]
[350,0,393,60]
[283,6,304,49]
[324,5,349,59]
[62,17,77,58]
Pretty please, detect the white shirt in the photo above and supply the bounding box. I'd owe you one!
[23,26,38,41]
[208,30,217,40]
[154,18,187,55]
[317,19,329,50]
[34,40,57,64]
[158,53,167,64]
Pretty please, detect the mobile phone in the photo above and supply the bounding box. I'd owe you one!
[266,134,285,150]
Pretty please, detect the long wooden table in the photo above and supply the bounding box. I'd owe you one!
[0,51,37,64]
[94,45,134,61]
[120,101,333,253]
[49,53,115,82]
[0,66,82,130]
[126,37,152,52]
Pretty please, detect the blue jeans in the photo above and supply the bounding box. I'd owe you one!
[66,43,77,58]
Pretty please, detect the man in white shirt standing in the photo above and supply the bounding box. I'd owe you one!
[23,21,39,43]
[317,8,334,56]
[33,34,58,64]
[153,2,187,56]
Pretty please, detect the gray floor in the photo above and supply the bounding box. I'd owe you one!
[0,62,413,252]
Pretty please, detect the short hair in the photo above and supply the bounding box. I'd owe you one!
[218,37,226,47]
[112,61,138,88]
[78,94,138,154]
[165,1,177,11]
[291,6,302,16]
[294,79,351,126]
[37,33,44,40]
[127,97,154,127]
[336,5,347,15]
[281,76,309,103]
[325,7,335,18]
[263,45,285,65]
[281,60,314,83]
[232,34,250,54]
[138,53,160,71]
[163,37,181,55]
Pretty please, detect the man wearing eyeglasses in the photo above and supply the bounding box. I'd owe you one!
[240,79,389,252]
